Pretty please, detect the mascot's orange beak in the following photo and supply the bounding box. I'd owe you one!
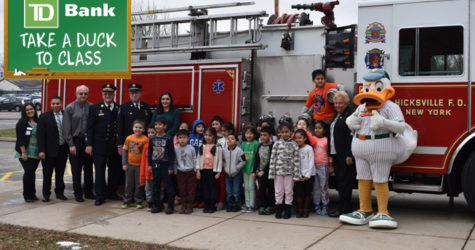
[354,86,395,110]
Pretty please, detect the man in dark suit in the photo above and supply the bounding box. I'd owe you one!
[37,96,69,202]
[116,83,152,186]
[86,84,122,206]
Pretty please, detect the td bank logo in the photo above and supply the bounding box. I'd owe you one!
[24,0,59,28]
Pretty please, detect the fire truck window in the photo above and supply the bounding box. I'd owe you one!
[399,26,463,76]
[399,29,416,76]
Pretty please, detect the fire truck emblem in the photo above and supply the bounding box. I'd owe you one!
[213,80,224,94]
[365,49,385,69]
[365,22,386,43]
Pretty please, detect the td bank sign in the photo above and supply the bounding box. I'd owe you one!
[25,0,116,29]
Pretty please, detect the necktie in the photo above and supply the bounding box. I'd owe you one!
[56,113,64,145]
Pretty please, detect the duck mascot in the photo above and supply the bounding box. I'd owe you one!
[339,69,417,229]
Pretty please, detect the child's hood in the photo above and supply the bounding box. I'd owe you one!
[192,120,206,134]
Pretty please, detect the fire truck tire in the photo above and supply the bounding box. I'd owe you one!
[462,150,475,212]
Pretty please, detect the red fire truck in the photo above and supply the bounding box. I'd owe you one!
[42,0,475,210]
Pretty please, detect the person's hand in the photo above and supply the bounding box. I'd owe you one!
[69,146,77,156]
[168,170,173,175]
[215,172,220,180]
[117,147,123,156]
[38,152,45,160]
[257,171,264,178]
[346,110,362,130]
[122,165,128,171]
[21,152,28,161]
[252,173,255,178]
[148,166,152,173]
[346,157,353,166]
[85,146,93,155]
[196,171,201,180]
[329,165,335,174]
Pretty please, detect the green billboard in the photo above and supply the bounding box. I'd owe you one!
[4,0,131,79]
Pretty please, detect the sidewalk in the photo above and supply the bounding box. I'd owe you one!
[0,180,474,250]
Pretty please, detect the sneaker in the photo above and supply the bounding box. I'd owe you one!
[246,207,255,213]
[258,207,266,215]
[147,202,153,211]
[226,206,233,212]
[339,211,374,225]
[264,206,274,215]
[231,205,240,212]
[315,204,321,215]
[241,205,248,212]
[136,202,144,209]
[216,202,225,210]
[369,213,398,229]
[320,205,328,216]
[121,202,128,209]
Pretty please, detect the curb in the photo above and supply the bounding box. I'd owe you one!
[0,137,16,142]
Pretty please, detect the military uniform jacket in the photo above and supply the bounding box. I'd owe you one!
[117,101,152,146]
[87,101,120,156]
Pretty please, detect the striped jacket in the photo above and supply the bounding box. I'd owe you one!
[269,138,301,181]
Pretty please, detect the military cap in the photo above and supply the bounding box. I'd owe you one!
[128,83,142,91]
[102,84,116,92]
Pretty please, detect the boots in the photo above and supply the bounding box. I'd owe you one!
[296,197,304,218]
[185,202,193,214]
[303,196,312,218]
[166,197,175,214]
[179,202,186,214]
[151,197,163,214]
[283,204,291,219]
[275,204,283,219]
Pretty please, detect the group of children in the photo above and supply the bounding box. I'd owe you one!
[121,114,333,219]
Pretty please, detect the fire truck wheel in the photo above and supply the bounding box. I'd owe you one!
[462,150,475,212]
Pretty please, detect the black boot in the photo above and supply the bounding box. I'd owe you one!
[296,198,304,218]
[283,204,291,219]
[303,196,311,218]
[166,197,175,214]
[275,204,283,219]
[151,197,163,214]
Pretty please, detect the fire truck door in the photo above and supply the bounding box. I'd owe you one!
[198,65,239,126]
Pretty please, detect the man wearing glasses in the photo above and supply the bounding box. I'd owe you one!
[63,85,95,202]
[86,84,122,206]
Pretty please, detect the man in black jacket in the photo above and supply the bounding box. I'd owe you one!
[116,83,152,186]
[37,96,69,202]
[86,84,122,205]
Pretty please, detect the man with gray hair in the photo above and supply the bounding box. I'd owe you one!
[63,85,95,202]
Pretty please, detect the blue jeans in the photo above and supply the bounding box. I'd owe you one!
[225,173,243,206]
[152,163,175,204]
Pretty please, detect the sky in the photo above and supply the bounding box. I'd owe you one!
[0,0,357,65]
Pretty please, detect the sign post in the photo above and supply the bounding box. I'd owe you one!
[4,0,131,79]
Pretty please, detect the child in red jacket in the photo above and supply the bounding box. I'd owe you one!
[140,125,155,210]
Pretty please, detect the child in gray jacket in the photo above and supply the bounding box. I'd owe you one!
[223,134,246,212]
[175,130,197,214]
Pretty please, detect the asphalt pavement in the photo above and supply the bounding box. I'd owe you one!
[0,111,21,130]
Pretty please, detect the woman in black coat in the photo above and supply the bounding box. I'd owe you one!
[327,91,357,217]
[15,103,40,202]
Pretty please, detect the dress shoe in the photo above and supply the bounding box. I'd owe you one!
[24,198,34,203]
[84,194,96,200]
[33,196,39,201]
[42,196,51,202]
[56,194,68,201]
[328,210,341,218]
[75,196,85,202]
[95,199,104,206]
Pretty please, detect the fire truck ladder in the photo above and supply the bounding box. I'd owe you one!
[131,2,267,54]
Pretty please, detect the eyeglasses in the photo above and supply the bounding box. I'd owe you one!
[78,92,88,96]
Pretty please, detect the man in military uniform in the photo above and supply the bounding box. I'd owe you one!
[117,83,152,153]
[86,84,122,206]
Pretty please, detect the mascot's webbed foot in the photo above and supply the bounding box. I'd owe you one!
[339,211,375,225]
[369,213,398,229]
